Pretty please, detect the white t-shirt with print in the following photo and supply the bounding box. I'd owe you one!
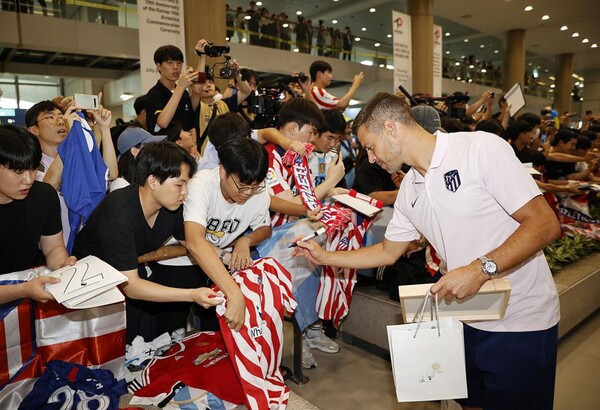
[385,131,560,332]
[184,167,271,248]
[307,150,337,187]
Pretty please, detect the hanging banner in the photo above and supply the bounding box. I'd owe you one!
[137,0,186,93]
[392,11,412,94]
[433,24,443,97]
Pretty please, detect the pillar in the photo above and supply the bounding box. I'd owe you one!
[554,54,573,114]
[184,0,227,88]
[503,29,525,92]
[407,0,433,95]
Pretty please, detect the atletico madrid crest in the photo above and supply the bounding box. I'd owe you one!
[444,169,461,192]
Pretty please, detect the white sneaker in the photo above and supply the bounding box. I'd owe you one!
[301,336,317,369]
[305,327,340,354]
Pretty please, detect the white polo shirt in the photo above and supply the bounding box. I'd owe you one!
[385,131,559,332]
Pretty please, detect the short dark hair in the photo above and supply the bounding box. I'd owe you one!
[133,95,147,115]
[278,98,324,130]
[551,129,577,147]
[441,117,470,133]
[240,68,258,84]
[133,141,197,185]
[320,109,346,135]
[523,150,546,167]
[163,122,184,143]
[25,100,62,127]
[505,120,533,141]
[581,130,597,141]
[309,60,333,82]
[353,92,417,135]
[475,119,505,138]
[0,125,42,171]
[208,112,251,150]
[576,136,592,151]
[218,138,268,185]
[153,45,184,64]
[518,112,541,127]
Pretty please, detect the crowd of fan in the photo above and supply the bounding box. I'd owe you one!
[1,36,599,373]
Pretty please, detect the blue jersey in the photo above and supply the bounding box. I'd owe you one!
[57,114,108,252]
[19,360,125,410]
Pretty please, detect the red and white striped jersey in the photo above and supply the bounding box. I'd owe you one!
[310,87,340,110]
[317,202,378,328]
[213,258,297,410]
[0,268,126,408]
[129,331,245,408]
[264,144,296,227]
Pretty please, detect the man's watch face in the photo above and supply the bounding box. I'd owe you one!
[484,260,498,275]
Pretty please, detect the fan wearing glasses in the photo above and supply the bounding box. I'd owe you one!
[184,138,272,331]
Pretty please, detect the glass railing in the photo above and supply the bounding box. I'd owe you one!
[0,0,138,29]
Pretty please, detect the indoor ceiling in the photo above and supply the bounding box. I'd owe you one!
[227,0,600,74]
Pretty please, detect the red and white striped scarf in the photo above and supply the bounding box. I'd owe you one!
[213,258,297,410]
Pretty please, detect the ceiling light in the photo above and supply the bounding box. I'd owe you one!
[456,76,461,80]
[333,0,339,2]
[296,10,302,15]
[369,8,376,13]
[480,44,485,48]
[361,27,367,31]
[461,55,465,58]
[244,15,251,20]
[226,37,230,41]
[524,6,533,12]
[355,37,360,41]
[387,34,392,38]
[332,19,337,24]
[360,60,373,66]
[282,23,289,28]
[374,42,380,47]
[592,43,598,48]
[445,50,450,55]
[386,64,394,70]
[582,38,589,43]
[378,63,385,68]
[445,32,450,37]
[481,69,487,73]
[560,25,568,31]
[464,39,469,43]
[541,15,549,20]
[241,37,247,43]
[119,93,133,101]
[494,49,499,54]
[256,1,263,5]
[293,48,299,52]
[455,62,460,66]
[550,84,555,88]
[572,32,579,37]
[469,64,474,69]
[549,75,555,80]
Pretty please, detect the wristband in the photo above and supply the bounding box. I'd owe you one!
[219,250,227,264]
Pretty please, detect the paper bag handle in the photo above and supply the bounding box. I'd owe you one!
[411,290,440,338]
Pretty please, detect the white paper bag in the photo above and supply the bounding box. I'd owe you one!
[387,316,468,402]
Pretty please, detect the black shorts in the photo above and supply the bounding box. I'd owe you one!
[457,323,558,410]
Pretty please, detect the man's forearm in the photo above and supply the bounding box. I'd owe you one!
[44,245,69,271]
[187,238,241,299]
[322,240,405,269]
[368,190,398,206]
[43,156,63,190]
[546,152,585,163]
[237,226,271,247]
[336,84,360,111]
[270,196,305,216]
[122,276,194,302]
[0,283,27,305]
[157,88,185,129]
[99,126,118,180]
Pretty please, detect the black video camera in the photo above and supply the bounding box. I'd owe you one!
[247,80,288,129]
[195,43,230,58]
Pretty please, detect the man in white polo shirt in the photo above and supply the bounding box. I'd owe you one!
[295,93,561,410]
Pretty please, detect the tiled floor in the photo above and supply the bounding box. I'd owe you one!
[284,310,600,410]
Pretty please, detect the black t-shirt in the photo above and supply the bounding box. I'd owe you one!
[0,181,62,274]
[73,184,185,272]
[145,80,194,134]
[545,160,576,181]
[352,161,396,195]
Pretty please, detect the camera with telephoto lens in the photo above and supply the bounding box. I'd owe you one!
[296,72,308,83]
[247,80,289,129]
[203,43,230,57]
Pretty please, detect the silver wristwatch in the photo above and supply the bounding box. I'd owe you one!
[219,250,227,264]
[478,256,498,279]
